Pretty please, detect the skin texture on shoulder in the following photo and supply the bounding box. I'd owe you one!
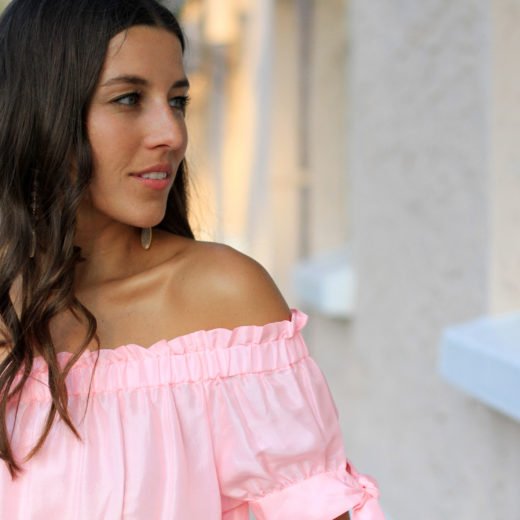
[68,233,291,353]
[166,239,292,332]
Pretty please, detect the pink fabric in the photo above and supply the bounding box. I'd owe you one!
[0,310,384,520]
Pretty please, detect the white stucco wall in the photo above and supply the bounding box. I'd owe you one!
[345,1,520,519]
[269,0,349,302]
[490,0,520,313]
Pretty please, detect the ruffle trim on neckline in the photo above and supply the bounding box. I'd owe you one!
[17,309,310,399]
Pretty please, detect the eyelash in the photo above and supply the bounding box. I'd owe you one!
[112,92,191,113]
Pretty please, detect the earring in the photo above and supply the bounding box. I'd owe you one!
[141,227,152,250]
[29,174,39,259]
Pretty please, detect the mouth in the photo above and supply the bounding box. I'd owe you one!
[131,164,173,190]
[137,171,169,180]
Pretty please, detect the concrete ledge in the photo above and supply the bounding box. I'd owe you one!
[291,246,356,318]
[439,313,520,422]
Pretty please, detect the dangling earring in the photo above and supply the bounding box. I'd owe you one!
[29,173,39,259]
[141,227,152,250]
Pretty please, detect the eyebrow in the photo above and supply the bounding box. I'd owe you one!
[101,75,190,89]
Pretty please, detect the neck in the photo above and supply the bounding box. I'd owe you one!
[74,210,144,290]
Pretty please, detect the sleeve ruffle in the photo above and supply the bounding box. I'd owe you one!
[205,312,384,519]
[250,460,383,520]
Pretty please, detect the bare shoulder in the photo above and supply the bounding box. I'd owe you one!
[174,240,291,330]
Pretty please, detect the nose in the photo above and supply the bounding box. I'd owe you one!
[143,101,187,151]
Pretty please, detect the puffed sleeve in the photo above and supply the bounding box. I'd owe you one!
[205,310,384,520]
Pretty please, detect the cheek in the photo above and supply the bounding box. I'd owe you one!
[87,123,126,200]
[87,112,134,169]
[179,121,189,154]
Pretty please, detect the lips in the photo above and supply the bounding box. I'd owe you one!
[132,163,172,178]
[138,172,169,180]
[131,164,173,190]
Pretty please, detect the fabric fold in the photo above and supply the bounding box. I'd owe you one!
[1,309,384,519]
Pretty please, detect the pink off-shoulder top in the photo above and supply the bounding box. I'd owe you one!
[0,310,384,520]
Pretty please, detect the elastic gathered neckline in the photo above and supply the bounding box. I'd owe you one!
[17,309,310,400]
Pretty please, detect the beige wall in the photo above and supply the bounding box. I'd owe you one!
[346,0,520,518]
[186,0,349,300]
[490,0,520,313]
[270,0,349,297]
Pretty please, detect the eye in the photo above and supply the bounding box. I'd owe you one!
[169,95,191,113]
[112,92,142,106]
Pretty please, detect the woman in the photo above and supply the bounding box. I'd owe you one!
[0,0,383,518]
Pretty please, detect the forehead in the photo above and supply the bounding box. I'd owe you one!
[102,25,184,77]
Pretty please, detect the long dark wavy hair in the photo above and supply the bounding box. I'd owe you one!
[0,0,194,479]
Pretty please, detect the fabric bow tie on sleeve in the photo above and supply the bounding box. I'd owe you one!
[345,461,385,520]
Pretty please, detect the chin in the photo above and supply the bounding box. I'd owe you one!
[134,218,164,229]
[131,208,167,229]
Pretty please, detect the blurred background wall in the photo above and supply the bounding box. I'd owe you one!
[346,1,520,519]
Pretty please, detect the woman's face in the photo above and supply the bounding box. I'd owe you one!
[85,25,189,229]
